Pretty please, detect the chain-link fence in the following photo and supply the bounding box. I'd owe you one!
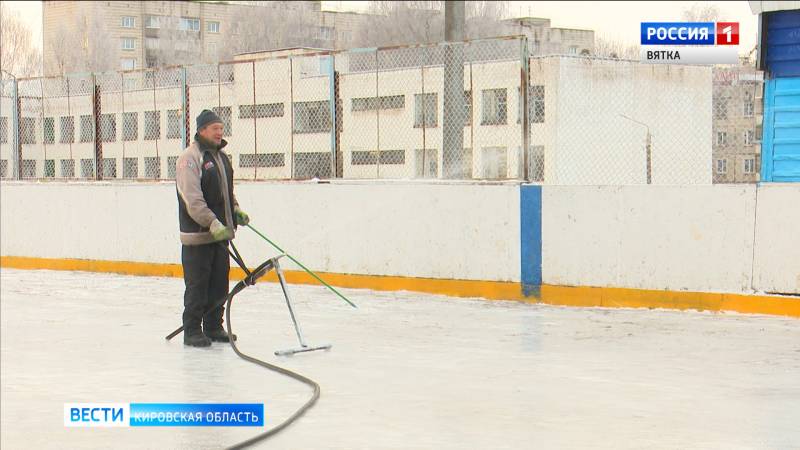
[0,36,764,184]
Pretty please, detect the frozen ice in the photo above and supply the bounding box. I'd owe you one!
[1,268,799,449]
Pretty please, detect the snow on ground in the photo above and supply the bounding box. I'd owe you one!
[1,268,799,449]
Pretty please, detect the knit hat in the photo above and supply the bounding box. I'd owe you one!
[196,109,222,131]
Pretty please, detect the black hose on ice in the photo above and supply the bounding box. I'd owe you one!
[223,268,321,449]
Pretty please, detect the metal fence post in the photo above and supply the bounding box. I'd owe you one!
[181,66,189,149]
[328,53,337,178]
[520,37,530,182]
[11,78,21,180]
[92,74,103,181]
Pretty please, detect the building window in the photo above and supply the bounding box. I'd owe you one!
[122,16,135,28]
[20,117,36,144]
[716,131,727,146]
[145,16,160,29]
[531,86,545,123]
[44,159,55,178]
[212,106,232,136]
[61,159,75,178]
[528,145,545,181]
[743,98,754,117]
[0,160,7,178]
[21,159,36,178]
[351,150,405,165]
[144,111,160,140]
[462,90,473,127]
[145,38,159,50]
[352,95,405,112]
[167,109,183,139]
[0,117,7,143]
[414,93,437,128]
[102,158,117,178]
[120,59,136,70]
[352,151,378,165]
[121,38,136,50]
[293,101,331,134]
[99,113,116,142]
[744,158,755,174]
[123,157,138,178]
[481,88,507,125]
[744,129,754,146]
[415,148,438,178]
[240,153,285,168]
[80,115,93,142]
[482,146,508,179]
[144,156,161,178]
[60,116,74,143]
[81,158,95,178]
[43,117,55,144]
[123,112,138,141]
[179,18,200,31]
[319,26,334,41]
[207,21,220,33]
[168,156,178,179]
[239,103,284,119]
[714,97,728,119]
[568,46,578,54]
[293,152,331,179]
[517,85,545,124]
[716,158,727,174]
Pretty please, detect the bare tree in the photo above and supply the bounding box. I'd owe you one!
[465,1,512,40]
[593,36,639,60]
[220,3,321,60]
[354,1,511,48]
[46,3,118,75]
[0,3,42,78]
[681,3,721,22]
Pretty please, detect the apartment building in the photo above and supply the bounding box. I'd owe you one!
[711,67,763,183]
[42,0,368,74]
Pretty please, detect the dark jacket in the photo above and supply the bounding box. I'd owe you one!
[176,133,238,245]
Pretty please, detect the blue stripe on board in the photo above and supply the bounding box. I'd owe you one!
[520,185,542,297]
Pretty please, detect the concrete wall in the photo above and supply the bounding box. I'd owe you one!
[542,185,757,293]
[1,181,798,296]
[0,181,521,282]
[753,184,800,294]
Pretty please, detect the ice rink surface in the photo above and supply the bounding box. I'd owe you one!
[1,268,799,449]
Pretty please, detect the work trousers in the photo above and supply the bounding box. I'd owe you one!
[182,242,230,332]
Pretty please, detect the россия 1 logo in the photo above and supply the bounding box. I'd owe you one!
[639,22,739,65]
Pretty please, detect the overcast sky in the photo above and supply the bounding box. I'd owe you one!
[5,1,759,54]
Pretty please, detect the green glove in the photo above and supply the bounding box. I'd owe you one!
[234,207,250,226]
[209,219,233,241]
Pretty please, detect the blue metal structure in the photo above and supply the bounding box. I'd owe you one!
[761,9,800,182]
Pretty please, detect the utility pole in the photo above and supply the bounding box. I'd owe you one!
[443,1,466,178]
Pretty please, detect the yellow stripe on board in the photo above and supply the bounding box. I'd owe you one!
[2,255,798,318]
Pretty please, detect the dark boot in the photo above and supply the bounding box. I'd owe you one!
[204,327,237,343]
[184,328,211,347]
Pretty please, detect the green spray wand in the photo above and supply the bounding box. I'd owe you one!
[246,223,357,309]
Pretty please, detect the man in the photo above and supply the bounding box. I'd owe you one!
[176,110,250,347]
